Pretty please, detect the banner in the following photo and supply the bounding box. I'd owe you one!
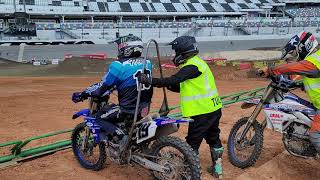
[7,22,37,36]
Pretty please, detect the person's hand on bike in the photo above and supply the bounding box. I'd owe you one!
[137,73,152,86]
[257,67,270,78]
[72,91,89,103]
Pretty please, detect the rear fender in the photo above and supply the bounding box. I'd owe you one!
[154,117,193,138]
[155,117,193,126]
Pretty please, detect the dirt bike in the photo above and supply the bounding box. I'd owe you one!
[70,39,201,179]
[227,75,319,169]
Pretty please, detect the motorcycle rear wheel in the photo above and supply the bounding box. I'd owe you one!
[227,117,264,169]
[150,136,201,180]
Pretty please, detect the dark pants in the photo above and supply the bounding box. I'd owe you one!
[95,104,123,135]
[186,109,222,151]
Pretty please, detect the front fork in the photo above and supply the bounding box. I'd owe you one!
[81,126,90,151]
[237,86,274,142]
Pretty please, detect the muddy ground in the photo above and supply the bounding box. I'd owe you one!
[0,59,319,180]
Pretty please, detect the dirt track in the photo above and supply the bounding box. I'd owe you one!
[0,76,319,180]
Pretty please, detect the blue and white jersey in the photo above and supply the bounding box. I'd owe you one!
[102,57,153,113]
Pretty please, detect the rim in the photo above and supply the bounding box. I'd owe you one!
[232,123,257,162]
[75,128,101,166]
[153,146,192,180]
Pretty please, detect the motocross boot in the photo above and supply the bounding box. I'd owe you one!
[207,147,224,179]
[112,128,128,153]
[309,131,320,153]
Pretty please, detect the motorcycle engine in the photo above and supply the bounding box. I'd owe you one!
[283,122,316,157]
[105,141,121,164]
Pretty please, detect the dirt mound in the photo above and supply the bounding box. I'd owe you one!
[158,64,257,80]
[36,57,109,76]
[0,56,261,80]
[0,58,20,67]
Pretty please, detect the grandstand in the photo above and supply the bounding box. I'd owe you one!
[0,0,319,43]
[0,0,285,15]
[0,0,320,62]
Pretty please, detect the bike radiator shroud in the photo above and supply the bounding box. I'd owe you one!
[263,96,314,133]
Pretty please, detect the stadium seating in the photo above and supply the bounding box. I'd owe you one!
[0,19,3,31]
[32,16,320,32]
[0,0,281,14]
[286,7,320,17]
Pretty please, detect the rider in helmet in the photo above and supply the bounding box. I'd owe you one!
[138,36,224,178]
[72,34,153,149]
[259,31,320,153]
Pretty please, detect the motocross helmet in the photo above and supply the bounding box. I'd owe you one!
[167,36,199,66]
[113,34,144,58]
[281,31,318,61]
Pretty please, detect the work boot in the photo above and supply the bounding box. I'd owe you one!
[207,147,224,179]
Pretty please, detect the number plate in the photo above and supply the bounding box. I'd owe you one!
[136,121,157,143]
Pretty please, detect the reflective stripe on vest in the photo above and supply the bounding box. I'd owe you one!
[182,89,218,101]
[304,83,320,91]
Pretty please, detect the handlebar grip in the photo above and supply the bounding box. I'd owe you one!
[256,70,265,77]
[72,114,79,119]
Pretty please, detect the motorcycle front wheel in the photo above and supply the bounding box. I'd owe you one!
[150,136,201,180]
[227,117,264,169]
[71,122,106,170]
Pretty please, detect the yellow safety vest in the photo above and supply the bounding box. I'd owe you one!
[180,56,222,117]
[304,49,320,109]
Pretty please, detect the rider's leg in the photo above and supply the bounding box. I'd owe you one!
[203,109,224,179]
[186,112,214,153]
[309,110,320,153]
[95,104,125,140]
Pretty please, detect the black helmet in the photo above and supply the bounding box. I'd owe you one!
[113,34,143,58]
[168,36,199,66]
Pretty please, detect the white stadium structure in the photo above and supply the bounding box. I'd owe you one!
[0,0,319,61]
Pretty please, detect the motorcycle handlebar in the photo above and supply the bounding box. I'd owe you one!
[269,75,302,92]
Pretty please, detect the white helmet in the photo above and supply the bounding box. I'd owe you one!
[281,31,318,60]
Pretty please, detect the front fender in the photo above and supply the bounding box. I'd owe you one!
[72,109,90,119]
[241,98,261,109]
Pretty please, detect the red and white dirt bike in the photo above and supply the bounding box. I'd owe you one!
[227,75,319,168]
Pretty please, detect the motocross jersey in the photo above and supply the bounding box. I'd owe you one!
[270,60,320,78]
[87,57,153,114]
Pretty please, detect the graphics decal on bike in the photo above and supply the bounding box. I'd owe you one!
[264,99,315,115]
[263,97,314,132]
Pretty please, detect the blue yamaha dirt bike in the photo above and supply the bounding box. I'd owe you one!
[71,40,201,180]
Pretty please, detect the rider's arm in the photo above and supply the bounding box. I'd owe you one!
[167,84,180,93]
[151,65,202,88]
[86,62,121,97]
[269,60,320,78]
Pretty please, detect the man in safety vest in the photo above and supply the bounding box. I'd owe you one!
[259,31,320,153]
[138,36,224,178]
